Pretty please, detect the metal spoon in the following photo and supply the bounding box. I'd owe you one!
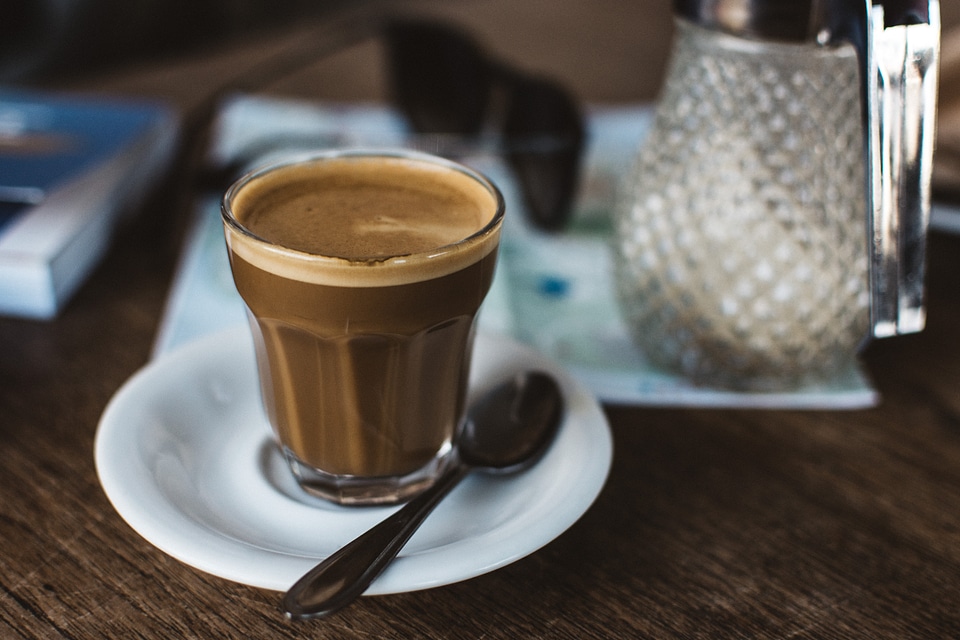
[282,371,565,620]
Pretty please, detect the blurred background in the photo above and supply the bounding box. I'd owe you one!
[0,0,691,107]
[3,0,958,131]
[3,0,960,203]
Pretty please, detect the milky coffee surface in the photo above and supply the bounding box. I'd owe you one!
[227,156,500,286]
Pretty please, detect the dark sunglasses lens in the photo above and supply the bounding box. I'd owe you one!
[503,76,585,231]
[383,20,491,134]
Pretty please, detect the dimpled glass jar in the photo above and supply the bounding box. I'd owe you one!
[614,19,870,390]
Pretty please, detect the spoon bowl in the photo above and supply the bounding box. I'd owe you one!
[460,372,564,472]
[282,370,564,620]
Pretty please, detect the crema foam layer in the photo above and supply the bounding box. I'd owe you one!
[225,155,501,287]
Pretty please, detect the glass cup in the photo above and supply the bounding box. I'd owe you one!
[221,149,504,505]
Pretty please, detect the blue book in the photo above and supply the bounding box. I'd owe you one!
[0,89,177,318]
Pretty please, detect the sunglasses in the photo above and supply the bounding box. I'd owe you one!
[194,17,585,232]
[383,19,584,231]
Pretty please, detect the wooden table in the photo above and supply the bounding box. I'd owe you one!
[3,1,960,637]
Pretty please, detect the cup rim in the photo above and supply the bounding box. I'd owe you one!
[220,147,505,267]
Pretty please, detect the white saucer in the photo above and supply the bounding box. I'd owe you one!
[95,328,612,594]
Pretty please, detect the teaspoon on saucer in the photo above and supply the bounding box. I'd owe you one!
[282,371,564,620]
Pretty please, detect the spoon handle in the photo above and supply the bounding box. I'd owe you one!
[282,462,470,620]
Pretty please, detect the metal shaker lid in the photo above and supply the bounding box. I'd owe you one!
[674,0,933,43]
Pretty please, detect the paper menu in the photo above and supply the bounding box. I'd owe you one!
[154,95,878,408]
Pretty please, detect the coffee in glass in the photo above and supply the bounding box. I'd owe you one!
[221,149,504,505]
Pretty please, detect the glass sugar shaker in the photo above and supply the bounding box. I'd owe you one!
[614,0,941,389]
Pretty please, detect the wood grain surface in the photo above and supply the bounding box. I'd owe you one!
[3,1,960,637]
